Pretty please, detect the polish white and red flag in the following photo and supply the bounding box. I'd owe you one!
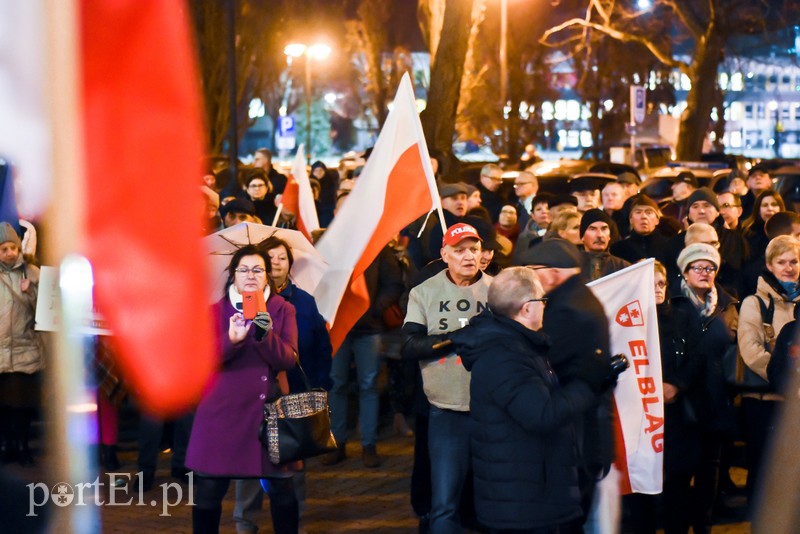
[314,73,440,352]
[588,259,664,496]
[0,0,215,416]
[280,144,319,241]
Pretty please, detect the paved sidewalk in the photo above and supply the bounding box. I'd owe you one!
[4,427,753,533]
[6,431,418,533]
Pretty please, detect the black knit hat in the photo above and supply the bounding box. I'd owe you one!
[580,209,614,237]
[517,238,581,268]
[686,187,720,211]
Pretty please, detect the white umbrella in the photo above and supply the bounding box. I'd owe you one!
[205,222,327,301]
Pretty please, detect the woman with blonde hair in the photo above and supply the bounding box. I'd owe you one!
[738,235,800,505]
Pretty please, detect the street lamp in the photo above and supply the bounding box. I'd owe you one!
[284,42,332,164]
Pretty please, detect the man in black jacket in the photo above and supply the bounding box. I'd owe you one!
[579,209,629,281]
[517,238,614,523]
[453,267,615,532]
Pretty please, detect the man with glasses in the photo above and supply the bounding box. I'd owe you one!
[517,238,613,527]
[476,164,509,222]
[513,171,538,229]
[717,192,743,231]
[448,267,616,533]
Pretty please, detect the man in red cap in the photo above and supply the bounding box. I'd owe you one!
[402,223,493,533]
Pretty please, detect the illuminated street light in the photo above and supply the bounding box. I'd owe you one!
[284,42,332,163]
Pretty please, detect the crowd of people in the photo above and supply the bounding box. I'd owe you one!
[3,148,799,534]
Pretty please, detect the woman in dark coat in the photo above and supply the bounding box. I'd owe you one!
[453,267,614,533]
[186,245,299,534]
[671,243,738,534]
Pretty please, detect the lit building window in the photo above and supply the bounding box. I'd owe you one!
[730,73,744,91]
[730,102,743,121]
[580,103,591,120]
[580,130,593,147]
[719,73,729,90]
[555,100,567,120]
[680,74,691,90]
[542,101,554,121]
[566,100,581,121]
[567,130,580,148]
[729,131,742,148]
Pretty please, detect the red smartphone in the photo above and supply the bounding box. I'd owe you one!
[242,290,267,320]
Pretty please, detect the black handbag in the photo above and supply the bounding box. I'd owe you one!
[724,295,773,392]
[258,364,337,464]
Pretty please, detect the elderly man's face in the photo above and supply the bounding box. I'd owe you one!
[442,193,468,217]
[602,183,625,211]
[630,206,659,235]
[442,238,481,281]
[688,201,719,225]
[582,222,611,252]
[480,169,504,192]
[572,189,599,212]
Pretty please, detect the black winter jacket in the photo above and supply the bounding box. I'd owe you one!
[456,312,595,530]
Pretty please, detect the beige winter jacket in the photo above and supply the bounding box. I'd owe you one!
[738,275,798,401]
[0,257,43,374]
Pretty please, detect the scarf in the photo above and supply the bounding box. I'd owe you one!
[779,280,800,301]
[681,278,717,318]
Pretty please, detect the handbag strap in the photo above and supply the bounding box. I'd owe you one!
[293,356,313,392]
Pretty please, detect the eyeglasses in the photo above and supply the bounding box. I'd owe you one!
[248,183,267,189]
[514,182,533,188]
[655,281,667,289]
[235,266,267,275]
[719,203,741,209]
[689,265,717,274]
[526,298,548,304]
[483,175,503,182]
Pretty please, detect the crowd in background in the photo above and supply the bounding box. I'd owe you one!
[3,147,799,534]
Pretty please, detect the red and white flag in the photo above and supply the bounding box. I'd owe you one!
[315,73,440,352]
[1,0,216,416]
[588,259,664,495]
[280,144,319,241]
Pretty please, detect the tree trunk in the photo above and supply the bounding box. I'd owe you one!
[676,31,724,160]
[420,0,474,176]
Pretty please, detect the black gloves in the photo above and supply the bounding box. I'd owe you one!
[575,350,615,394]
[253,311,272,341]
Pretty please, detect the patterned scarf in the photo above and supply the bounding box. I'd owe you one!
[681,278,718,318]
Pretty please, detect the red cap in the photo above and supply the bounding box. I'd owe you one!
[442,223,482,247]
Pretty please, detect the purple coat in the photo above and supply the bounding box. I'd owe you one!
[186,294,298,477]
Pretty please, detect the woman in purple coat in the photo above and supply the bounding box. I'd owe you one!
[186,245,299,534]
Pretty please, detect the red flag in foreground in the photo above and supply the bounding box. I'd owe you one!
[81,0,215,416]
[588,260,664,495]
[280,145,319,241]
[314,73,440,352]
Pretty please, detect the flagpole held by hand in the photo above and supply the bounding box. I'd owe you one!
[272,203,283,226]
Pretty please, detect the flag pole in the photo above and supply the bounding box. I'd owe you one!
[45,0,99,531]
[272,204,283,226]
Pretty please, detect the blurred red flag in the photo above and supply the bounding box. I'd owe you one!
[81,0,215,416]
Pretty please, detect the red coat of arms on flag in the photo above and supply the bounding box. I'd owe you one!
[616,301,644,327]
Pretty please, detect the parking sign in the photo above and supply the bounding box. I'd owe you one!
[630,85,646,124]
